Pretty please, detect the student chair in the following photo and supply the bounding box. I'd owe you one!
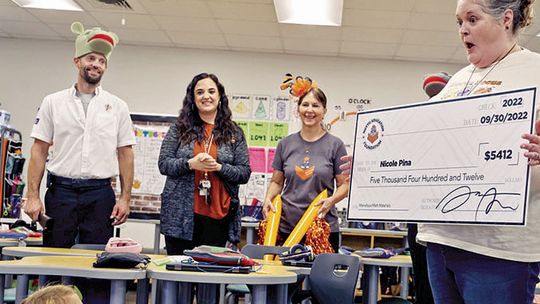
[304,253,361,304]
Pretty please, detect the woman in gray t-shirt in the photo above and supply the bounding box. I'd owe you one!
[263,86,349,252]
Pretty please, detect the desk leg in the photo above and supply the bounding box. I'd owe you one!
[246,227,255,245]
[0,274,5,303]
[362,265,378,304]
[178,282,192,304]
[250,285,267,304]
[15,274,29,303]
[136,278,149,304]
[198,283,217,303]
[400,267,410,299]
[110,280,127,304]
[154,224,161,255]
[267,284,287,304]
[160,280,178,304]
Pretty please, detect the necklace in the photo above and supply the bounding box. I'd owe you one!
[460,43,518,96]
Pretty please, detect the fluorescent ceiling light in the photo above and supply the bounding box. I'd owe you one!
[11,0,83,11]
[273,0,343,26]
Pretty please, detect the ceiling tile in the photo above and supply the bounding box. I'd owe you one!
[28,9,99,25]
[342,27,402,43]
[402,30,460,47]
[0,0,16,6]
[283,38,339,55]
[218,20,279,36]
[343,10,409,29]
[412,0,457,14]
[167,31,227,48]
[90,12,160,30]
[0,20,59,37]
[396,44,457,61]
[0,5,39,22]
[155,16,220,33]
[279,24,341,40]
[225,34,281,50]
[408,12,456,32]
[207,2,276,22]
[344,0,415,11]
[141,0,212,17]
[340,41,397,57]
[108,27,172,44]
[220,0,273,3]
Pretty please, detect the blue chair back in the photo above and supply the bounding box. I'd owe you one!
[309,253,360,304]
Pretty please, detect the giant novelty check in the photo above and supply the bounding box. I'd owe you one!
[347,88,537,226]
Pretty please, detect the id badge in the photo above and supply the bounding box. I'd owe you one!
[200,179,211,190]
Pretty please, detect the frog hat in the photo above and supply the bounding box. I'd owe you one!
[71,21,119,62]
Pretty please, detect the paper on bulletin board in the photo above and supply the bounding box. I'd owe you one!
[248,147,266,173]
[266,148,276,173]
[245,173,267,202]
[268,123,288,147]
[131,125,169,195]
[236,120,249,138]
[271,96,291,121]
[252,95,271,120]
[230,94,252,119]
[248,121,269,146]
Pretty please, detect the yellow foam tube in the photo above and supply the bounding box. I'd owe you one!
[282,189,328,248]
[263,195,282,262]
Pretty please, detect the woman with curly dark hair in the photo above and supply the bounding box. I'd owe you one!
[158,73,251,255]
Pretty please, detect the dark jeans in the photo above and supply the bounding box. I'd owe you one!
[427,243,540,304]
[407,224,434,304]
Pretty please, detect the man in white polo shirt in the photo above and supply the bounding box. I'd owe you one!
[24,21,135,249]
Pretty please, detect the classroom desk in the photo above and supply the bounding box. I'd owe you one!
[147,262,297,304]
[358,255,412,304]
[0,255,147,304]
[2,246,100,258]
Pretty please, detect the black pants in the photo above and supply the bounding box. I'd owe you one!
[407,224,434,304]
[164,213,230,255]
[44,176,115,304]
[43,181,115,248]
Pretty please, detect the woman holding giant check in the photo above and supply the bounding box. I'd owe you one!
[416,0,540,303]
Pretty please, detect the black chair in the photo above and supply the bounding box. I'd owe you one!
[70,244,106,251]
[305,253,361,304]
[225,244,290,304]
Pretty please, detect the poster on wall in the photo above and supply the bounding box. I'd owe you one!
[268,123,288,148]
[248,121,269,146]
[252,95,271,120]
[271,96,291,121]
[131,125,169,195]
[230,94,252,119]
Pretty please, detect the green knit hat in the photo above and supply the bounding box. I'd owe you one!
[71,21,119,62]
